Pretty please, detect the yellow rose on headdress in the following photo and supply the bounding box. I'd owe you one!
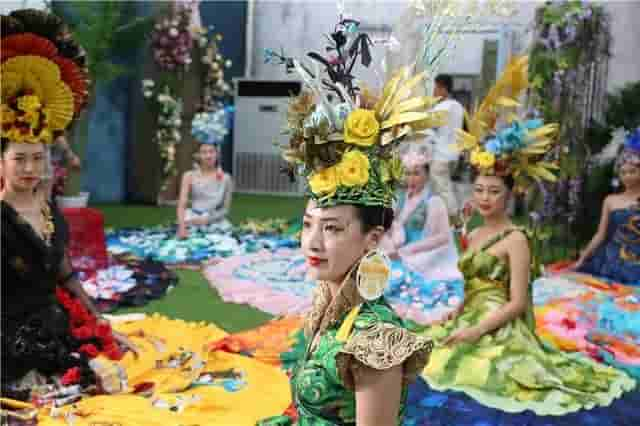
[337,150,370,187]
[1,104,16,125]
[344,109,380,147]
[17,95,42,112]
[471,150,496,169]
[308,166,339,196]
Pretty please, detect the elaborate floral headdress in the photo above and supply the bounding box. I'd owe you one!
[454,56,559,193]
[616,127,640,170]
[270,17,445,208]
[1,9,89,145]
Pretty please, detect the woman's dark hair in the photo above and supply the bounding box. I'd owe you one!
[354,205,394,233]
[434,74,453,94]
[1,137,9,154]
[471,170,515,191]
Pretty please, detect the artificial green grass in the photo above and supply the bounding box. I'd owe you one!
[93,194,305,332]
[95,193,305,229]
[116,270,272,333]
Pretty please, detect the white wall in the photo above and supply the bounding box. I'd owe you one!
[249,0,639,92]
[249,0,537,89]
[605,0,640,90]
[0,0,47,14]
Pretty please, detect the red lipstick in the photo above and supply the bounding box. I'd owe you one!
[307,257,323,267]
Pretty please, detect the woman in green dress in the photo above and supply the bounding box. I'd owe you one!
[420,56,636,415]
[258,17,447,425]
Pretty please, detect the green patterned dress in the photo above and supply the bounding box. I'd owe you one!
[419,228,636,415]
[259,278,432,425]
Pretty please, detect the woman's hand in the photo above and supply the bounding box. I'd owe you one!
[189,217,209,226]
[68,153,81,170]
[111,329,140,357]
[177,224,189,239]
[443,326,484,346]
[432,301,464,325]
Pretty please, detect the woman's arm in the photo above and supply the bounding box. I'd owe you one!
[354,364,403,426]
[176,172,193,237]
[207,175,233,223]
[398,196,450,255]
[575,196,611,267]
[445,231,530,344]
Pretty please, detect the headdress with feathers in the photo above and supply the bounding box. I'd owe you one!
[454,56,559,192]
[268,17,446,208]
[1,9,89,144]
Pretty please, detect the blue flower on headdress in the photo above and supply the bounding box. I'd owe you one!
[625,127,640,153]
[191,110,229,145]
[485,137,503,155]
[487,119,544,155]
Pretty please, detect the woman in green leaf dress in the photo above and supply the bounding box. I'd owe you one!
[257,16,444,425]
[419,56,636,415]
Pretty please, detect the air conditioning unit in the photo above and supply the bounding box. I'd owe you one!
[233,79,304,196]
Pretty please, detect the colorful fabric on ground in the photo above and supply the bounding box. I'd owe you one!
[418,229,635,416]
[533,273,640,379]
[81,258,178,313]
[204,248,314,315]
[107,224,298,267]
[36,315,292,426]
[209,316,305,368]
[205,248,464,323]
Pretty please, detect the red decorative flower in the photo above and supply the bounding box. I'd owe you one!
[60,367,81,385]
[79,343,99,358]
[71,325,94,340]
[55,286,73,308]
[103,343,124,361]
[95,322,112,340]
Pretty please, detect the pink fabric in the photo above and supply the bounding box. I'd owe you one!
[204,248,312,315]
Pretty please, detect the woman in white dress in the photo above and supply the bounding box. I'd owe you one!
[176,143,233,239]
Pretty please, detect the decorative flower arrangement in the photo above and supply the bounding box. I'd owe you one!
[195,26,233,110]
[528,1,610,236]
[191,109,228,145]
[142,80,184,188]
[150,3,194,72]
[454,56,559,194]
[55,286,124,386]
[269,17,445,208]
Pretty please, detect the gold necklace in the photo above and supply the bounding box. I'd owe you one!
[40,202,54,245]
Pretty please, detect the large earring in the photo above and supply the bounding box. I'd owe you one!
[356,250,391,301]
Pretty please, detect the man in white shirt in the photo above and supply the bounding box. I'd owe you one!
[426,74,465,216]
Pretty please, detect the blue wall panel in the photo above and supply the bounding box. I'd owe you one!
[82,78,130,202]
[200,1,247,175]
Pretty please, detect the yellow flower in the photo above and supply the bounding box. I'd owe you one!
[1,104,16,124]
[344,108,380,147]
[336,150,370,187]
[308,166,339,196]
[17,95,42,112]
[22,110,40,128]
[471,150,496,169]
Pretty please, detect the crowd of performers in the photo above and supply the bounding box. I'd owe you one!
[2,7,640,426]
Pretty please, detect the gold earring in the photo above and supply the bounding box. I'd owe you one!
[356,250,391,301]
